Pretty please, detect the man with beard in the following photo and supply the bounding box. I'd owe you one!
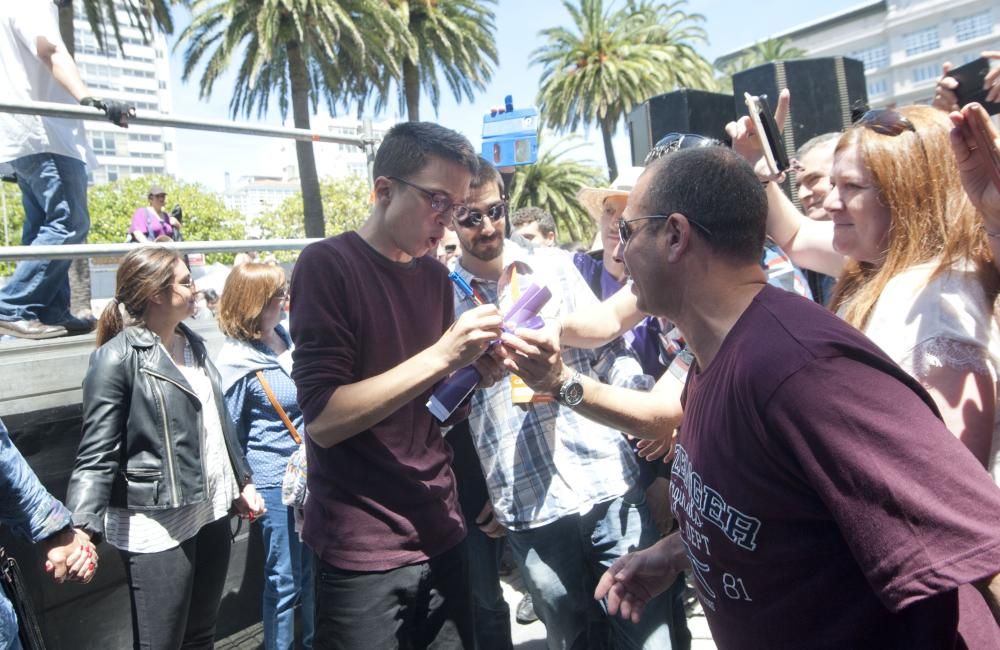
[289,122,504,649]
[451,161,680,649]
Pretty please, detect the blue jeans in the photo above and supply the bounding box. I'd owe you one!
[506,488,675,650]
[259,486,315,650]
[0,153,89,323]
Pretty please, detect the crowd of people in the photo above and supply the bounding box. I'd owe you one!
[4,2,1000,648]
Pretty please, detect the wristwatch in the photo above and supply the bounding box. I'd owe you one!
[556,371,584,407]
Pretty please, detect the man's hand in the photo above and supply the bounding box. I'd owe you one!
[498,324,566,395]
[232,483,267,522]
[80,96,135,128]
[934,52,1000,113]
[436,304,504,372]
[474,348,507,389]
[475,500,507,538]
[948,103,1000,226]
[634,429,678,464]
[725,88,790,183]
[43,527,97,584]
[594,534,683,624]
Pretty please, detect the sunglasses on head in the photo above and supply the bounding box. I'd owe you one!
[618,214,714,246]
[854,108,915,136]
[455,202,507,228]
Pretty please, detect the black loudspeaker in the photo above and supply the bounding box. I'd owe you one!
[732,57,868,204]
[627,89,735,165]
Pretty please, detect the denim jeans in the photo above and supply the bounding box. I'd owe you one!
[259,486,315,650]
[313,543,473,650]
[506,488,676,650]
[0,153,89,323]
[119,516,232,650]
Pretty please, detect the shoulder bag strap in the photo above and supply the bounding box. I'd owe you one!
[255,370,302,444]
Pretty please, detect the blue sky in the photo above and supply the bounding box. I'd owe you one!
[166,0,864,191]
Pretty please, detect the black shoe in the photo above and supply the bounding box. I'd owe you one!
[0,319,68,340]
[49,315,97,334]
[515,592,538,625]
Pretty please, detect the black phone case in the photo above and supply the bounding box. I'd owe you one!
[949,58,1000,115]
[756,95,790,173]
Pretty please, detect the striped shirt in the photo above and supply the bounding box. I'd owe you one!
[105,339,238,553]
[454,240,652,531]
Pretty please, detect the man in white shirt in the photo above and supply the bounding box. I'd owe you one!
[0,2,132,339]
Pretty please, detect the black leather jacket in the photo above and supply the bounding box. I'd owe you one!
[66,323,253,540]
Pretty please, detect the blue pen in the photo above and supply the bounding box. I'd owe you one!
[449,271,483,306]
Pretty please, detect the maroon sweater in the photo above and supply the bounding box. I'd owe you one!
[289,232,465,571]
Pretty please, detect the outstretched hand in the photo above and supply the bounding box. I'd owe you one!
[594,537,681,624]
[725,89,790,183]
[499,324,566,395]
[948,103,1000,228]
[933,52,1000,113]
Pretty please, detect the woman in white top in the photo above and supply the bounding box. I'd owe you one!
[66,246,265,650]
[751,102,1000,479]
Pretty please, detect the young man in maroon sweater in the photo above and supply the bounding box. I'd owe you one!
[289,122,504,649]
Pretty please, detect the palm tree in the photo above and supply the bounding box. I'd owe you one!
[509,134,605,245]
[177,0,407,238]
[532,0,714,182]
[714,37,808,82]
[367,0,498,122]
[61,0,175,55]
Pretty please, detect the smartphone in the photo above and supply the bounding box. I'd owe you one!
[744,93,790,176]
[948,57,1000,115]
[965,105,1000,194]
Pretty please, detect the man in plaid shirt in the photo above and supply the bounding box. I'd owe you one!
[451,161,680,649]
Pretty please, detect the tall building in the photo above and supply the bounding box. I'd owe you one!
[71,0,176,184]
[223,172,300,225]
[717,0,997,109]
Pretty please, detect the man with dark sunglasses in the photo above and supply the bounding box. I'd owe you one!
[571,146,1000,649]
[289,122,504,650]
[451,160,680,649]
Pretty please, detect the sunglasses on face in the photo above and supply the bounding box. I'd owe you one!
[455,202,507,228]
[388,176,468,219]
[854,109,915,136]
[618,214,714,246]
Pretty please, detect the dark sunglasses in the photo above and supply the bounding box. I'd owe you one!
[854,109,915,136]
[645,133,722,163]
[618,214,713,246]
[455,202,507,228]
[388,176,468,219]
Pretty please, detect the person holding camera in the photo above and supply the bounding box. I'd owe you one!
[129,184,181,243]
[0,1,133,340]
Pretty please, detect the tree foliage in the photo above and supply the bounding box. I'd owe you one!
[714,37,808,91]
[253,174,371,259]
[367,0,498,122]
[75,0,175,51]
[532,0,714,181]
[509,135,604,246]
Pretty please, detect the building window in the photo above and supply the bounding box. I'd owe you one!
[903,26,940,56]
[92,132,116,156]
[954,10,992,42]
[851,45,889,71]
[867,78,889,96]
[911,62,939,83]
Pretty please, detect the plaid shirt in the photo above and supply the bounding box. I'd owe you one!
[453,241,652,531]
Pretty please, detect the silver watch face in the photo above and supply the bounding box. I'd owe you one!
[561,379,584,406]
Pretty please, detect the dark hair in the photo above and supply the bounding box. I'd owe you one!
[511,206,557,237]
[96,246,182,347]
[373,122,480,180]
[470,158,505,198]
[641,148,766,263]
[201,288,219,303]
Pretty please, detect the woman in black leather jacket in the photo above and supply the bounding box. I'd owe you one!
[66,246,265,650]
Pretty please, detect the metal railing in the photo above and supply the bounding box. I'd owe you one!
[0,99,381,262]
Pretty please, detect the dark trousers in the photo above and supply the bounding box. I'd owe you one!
[314,543,473,650]
[119,515,233,650]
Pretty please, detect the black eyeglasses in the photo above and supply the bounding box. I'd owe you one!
[618,215,713,246]
[388,176,468,219]
[174,278,196,291]
[271,288,288,301]
[455,202,507,228]
[854,109,915,136]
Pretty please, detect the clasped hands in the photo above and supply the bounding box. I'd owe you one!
[43,526,98,584]
[472,320,569,395]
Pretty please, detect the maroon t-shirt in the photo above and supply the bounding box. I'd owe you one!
[290,232,465,571]
[674,285,1000,648]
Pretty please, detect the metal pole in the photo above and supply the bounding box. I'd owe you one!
[0,239,320,262]
[361,117,378,191]
[0,100,366,148]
